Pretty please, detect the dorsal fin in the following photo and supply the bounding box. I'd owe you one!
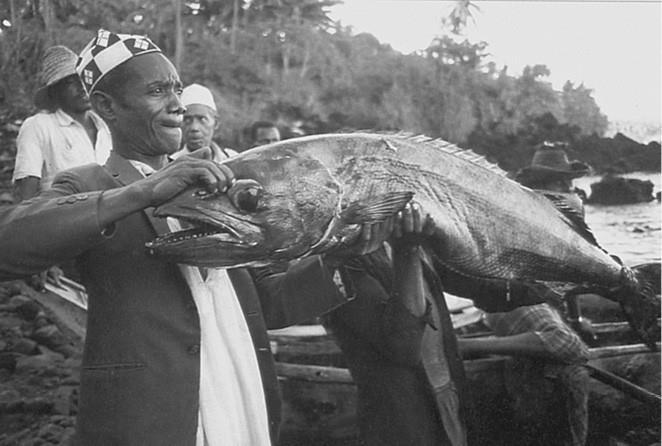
[543,192,605,250]
[366,131,510,178]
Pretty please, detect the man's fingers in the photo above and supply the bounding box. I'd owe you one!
[412,202,422,233]
[217,164,235,192]
[393,211,403,238]
[384,215,395,238]
[402,204,414,233]
[423,214,435,236]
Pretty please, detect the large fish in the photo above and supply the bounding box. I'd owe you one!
[147,133,660,347]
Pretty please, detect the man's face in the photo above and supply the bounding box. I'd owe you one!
[54,75,91,114]
[253,126,281,147]
[182,104,217,150]
[543,178,573,193]
[108,53,184,156]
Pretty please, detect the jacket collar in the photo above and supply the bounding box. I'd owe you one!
[104,151,171,236]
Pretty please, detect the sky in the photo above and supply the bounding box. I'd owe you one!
[329,0,662,124]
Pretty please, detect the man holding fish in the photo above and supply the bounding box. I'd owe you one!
[0,30,370,445]
[0,28,455,445]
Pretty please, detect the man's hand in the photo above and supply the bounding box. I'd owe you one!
[139,148,235,207]
[324,214,396,266]
[390,202,434,252]
[325,201,434,265]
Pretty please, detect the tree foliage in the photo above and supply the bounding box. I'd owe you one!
[0,0,616,160]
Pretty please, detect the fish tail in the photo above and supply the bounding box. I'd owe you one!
[611,264,660,351]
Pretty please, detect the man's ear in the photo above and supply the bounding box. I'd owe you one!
[90,90,116,122]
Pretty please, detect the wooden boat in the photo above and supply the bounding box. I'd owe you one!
[269,321,661,446]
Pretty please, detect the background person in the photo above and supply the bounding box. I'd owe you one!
[515,140,590,214]
[174,83,237,161]
[12,45,111,202]
[249,120,281,147]
[323,203,468,446]
[456,141,594,445]
[459,303,590,446]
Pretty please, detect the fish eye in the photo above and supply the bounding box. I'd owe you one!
[228,179,263,213]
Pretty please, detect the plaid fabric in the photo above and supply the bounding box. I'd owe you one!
[559,365,590,446]
[75,29,161,94]
[485,303,589,364]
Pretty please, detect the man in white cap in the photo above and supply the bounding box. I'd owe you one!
[175,83,237,162]
[12,45,112,201]
[0,29,388,446]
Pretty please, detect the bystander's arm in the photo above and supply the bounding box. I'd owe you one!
[14,176,40,202]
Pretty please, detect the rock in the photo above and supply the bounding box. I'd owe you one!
[8,294,33,308]
[0,388,20,403]
[3,399,24,413]
[0,352,18,372]
[15,352,62,373]
[33,312,50,329]
[0,314,25,331]
[31,325,72,356]
[24,397,53,414]
[9,337,38,355]
[588,175,655,205]
[60,427,76,446]
[9,294,41,320]
[37,423,62,442]
[52,386,77,415]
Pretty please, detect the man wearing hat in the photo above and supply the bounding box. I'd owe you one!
[460,141,592,445]
[173,83,237,162]
[515,141,590,214]
[12,45,112,201]
[0,30,388,445]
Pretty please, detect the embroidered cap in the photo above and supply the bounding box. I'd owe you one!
[75,29,162,94]
[181,84,217,112]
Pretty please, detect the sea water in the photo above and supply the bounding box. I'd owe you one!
[574,172,661,265]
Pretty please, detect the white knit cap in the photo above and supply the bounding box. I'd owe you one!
[181,84,217,111]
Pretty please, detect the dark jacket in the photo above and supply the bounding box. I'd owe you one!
[0,152,346,445]
[324,250,468,446]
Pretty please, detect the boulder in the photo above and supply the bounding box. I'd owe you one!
[587,175,655,205]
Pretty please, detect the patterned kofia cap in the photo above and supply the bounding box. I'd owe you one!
[75,29,162,94]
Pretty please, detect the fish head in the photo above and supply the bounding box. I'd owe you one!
[147,142,344,267]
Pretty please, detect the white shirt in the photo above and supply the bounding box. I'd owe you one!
[13,109,112,190]
[129,160,271,446]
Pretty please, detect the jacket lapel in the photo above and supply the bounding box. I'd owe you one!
[104,152,172,236]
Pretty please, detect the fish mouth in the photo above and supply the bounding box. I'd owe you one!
[145,212,253,250]
[145,199,265,254]
[146,219,240,248]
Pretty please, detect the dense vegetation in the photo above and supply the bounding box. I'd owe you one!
[0,0,658,179]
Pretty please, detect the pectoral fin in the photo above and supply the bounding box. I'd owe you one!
[340,191,413,224]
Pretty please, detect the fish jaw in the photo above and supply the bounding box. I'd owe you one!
[147,189,272,267]
[146,226,271,267]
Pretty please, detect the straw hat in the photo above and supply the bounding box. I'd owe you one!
[34,45,79,109]
[516,141,589,183]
